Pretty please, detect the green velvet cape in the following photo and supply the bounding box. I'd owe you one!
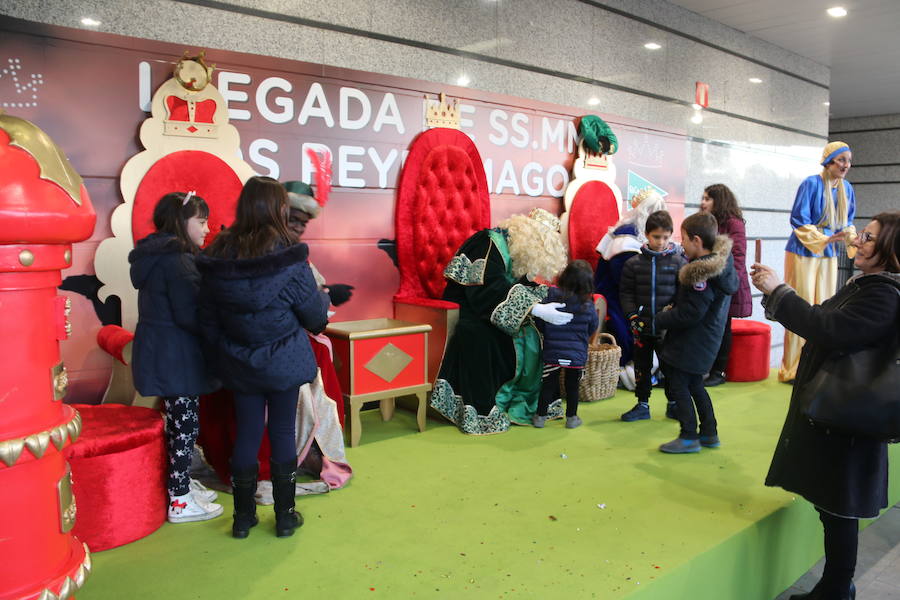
[431,229,557,434]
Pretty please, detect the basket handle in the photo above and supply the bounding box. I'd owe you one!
[590,332,618,349]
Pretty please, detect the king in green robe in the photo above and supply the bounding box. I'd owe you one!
[431,210,568,434]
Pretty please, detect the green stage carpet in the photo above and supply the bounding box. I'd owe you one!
[78,373,900,599]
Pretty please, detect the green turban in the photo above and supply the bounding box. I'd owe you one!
[580,115,618,156]
[283,180,319,218]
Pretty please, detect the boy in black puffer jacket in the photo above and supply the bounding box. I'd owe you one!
[619,210,686,422]
[652,212,738,454]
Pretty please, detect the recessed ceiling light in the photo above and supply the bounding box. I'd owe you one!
[81,17,101,26]
[749,77,763,84]
[644,42,662,50]
[691,111,703,125]
[456,75,470,87]
[587,97,600,106]
[827,7,847,18]
[823,101,831,106]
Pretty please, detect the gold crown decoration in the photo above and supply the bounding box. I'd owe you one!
[631,186,662,205]
[528,208,561,232]
[424,93,461,129]
[163,51,219,139]
[173,50,215,92]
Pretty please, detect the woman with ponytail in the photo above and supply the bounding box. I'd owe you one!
[779,142,857,383]
[198,176,329,539]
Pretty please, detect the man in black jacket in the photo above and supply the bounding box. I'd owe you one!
[619,210,686,421]
[652,212,738,453]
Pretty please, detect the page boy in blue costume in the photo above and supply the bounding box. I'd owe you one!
[780,141,857,382]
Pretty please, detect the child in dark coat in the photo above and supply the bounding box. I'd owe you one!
[129,191,222,523]
[533,260,599,429]
[652,212,738,453]
[700,184,752,386]
[618,210,686,422]
[198,176,329,539]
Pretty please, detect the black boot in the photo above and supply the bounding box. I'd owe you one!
[270,459,303,537]
[703,371,726,387]
[789,580,855,600]
[230,463,259,539]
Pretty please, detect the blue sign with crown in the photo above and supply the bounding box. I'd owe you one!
[627,170,667,200]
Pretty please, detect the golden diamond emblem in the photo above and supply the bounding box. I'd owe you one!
[364,343,413,382]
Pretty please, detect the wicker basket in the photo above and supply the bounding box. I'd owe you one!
[577,332,621,402]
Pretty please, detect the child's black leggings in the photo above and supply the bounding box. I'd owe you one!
[162,395,199,497]
[537,365,582,418]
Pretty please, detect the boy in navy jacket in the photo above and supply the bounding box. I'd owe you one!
[651,212,738,453]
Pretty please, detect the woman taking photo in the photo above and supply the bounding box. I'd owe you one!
[198,176,329,539]
[751,211,900,599]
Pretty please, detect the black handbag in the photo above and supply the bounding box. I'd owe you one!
[798,282,900,442]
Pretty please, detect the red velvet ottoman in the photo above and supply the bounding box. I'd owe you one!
[726,319,772,382]
[63,404,167,551]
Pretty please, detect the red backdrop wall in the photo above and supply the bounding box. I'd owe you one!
[0,16,687,403]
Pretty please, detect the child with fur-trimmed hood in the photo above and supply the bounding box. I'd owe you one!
[651,212,738,454]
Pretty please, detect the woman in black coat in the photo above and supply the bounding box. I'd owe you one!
[751,211,900,600]
[198,176,329,539]
[130,192,222,524]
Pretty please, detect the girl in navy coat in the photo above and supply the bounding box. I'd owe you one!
[198,176,329,539]
[700,184,752,386]
[130,192,222,523]
[533,260,599,429]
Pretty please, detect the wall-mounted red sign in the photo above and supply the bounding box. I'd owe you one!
[695,82,710,108]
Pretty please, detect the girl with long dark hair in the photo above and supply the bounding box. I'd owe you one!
[700,183,752,386]
[198,176,329,538]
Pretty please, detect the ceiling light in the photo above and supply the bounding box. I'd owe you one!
[691,111,703,125]
[587,97,600,106]
[749,77,763,84]
[826,7,847,18]
[823,101,831,106]
[644,42,662,50]
[81,17,101,26]
[456,74,470,87]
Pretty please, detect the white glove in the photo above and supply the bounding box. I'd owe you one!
[532,302,574,326]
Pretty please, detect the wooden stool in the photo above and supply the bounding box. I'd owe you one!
[326,319,432,447]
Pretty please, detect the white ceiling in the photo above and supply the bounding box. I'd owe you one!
[667,0,900,119]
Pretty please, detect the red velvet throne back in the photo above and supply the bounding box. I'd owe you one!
[132,150,243,246]
[394,128,491,382]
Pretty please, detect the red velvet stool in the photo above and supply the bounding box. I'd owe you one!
[63,404,167,551]
[725,319,772,382]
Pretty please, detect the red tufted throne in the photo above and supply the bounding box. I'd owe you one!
[394,128,491,383]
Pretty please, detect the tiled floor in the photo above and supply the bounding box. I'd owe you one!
[775,503,900,599]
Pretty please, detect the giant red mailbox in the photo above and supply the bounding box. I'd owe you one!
[0,114,96,600]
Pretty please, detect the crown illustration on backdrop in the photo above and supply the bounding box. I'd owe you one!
[163,51,219,139]
[424,93,461,129]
